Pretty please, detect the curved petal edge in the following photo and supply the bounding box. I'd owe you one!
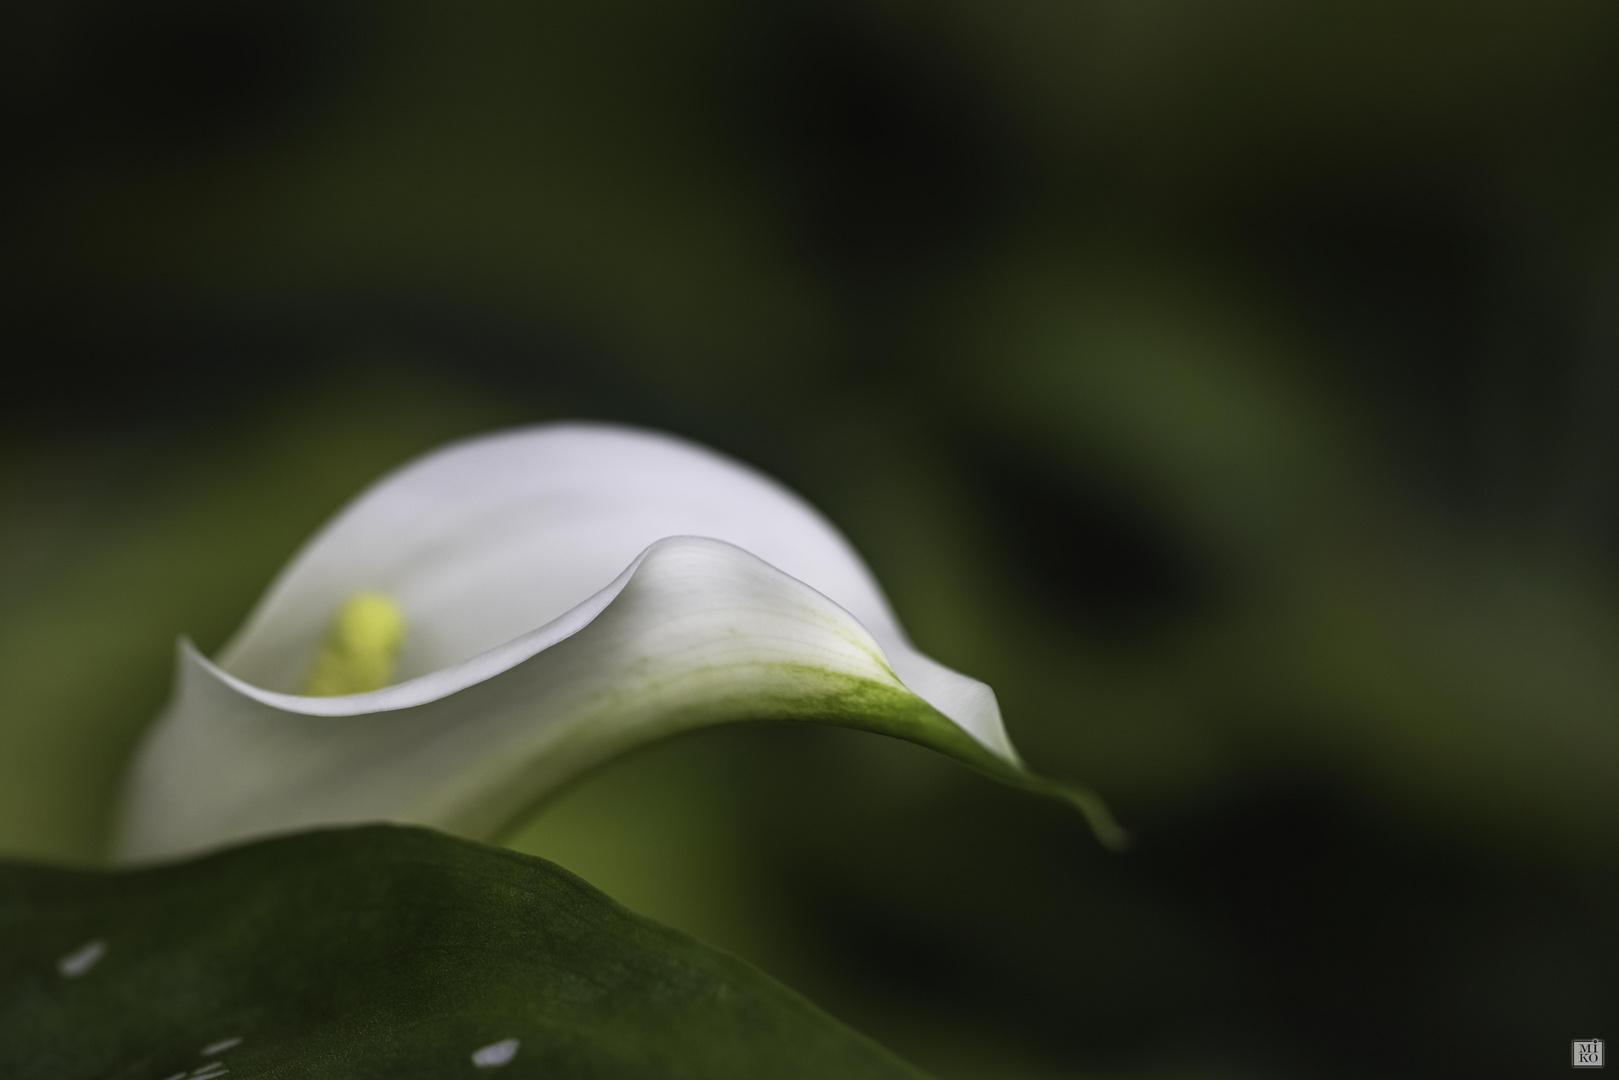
[116,536,1126,863]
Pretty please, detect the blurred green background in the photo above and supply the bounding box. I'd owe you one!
[4,1,1618,1076]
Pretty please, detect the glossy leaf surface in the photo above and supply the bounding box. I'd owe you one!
[0,825,931,1080]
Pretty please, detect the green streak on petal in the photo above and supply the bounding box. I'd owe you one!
[801,674,1134,853]
[299,592,406,696]
[486,663,1130,854]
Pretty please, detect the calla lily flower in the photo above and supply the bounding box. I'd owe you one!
[116,423,1122,862]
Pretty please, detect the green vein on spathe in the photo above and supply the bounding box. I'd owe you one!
[774,670,1133,853]
[485,664,1129,855]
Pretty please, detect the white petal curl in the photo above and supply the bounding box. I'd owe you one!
[115,424,1038,863]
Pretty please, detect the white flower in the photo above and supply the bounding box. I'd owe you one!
[115,423,1121,862]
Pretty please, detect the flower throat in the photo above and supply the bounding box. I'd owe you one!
[301,592,406,696]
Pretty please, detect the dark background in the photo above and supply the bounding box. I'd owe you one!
[3,2,1618,1077]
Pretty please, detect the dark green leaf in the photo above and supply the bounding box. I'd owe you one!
[0,825,932,1080]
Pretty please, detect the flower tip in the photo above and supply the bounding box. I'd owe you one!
[1058,782,1133,852]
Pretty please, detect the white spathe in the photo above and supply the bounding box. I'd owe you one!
[115,424,1022,862]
